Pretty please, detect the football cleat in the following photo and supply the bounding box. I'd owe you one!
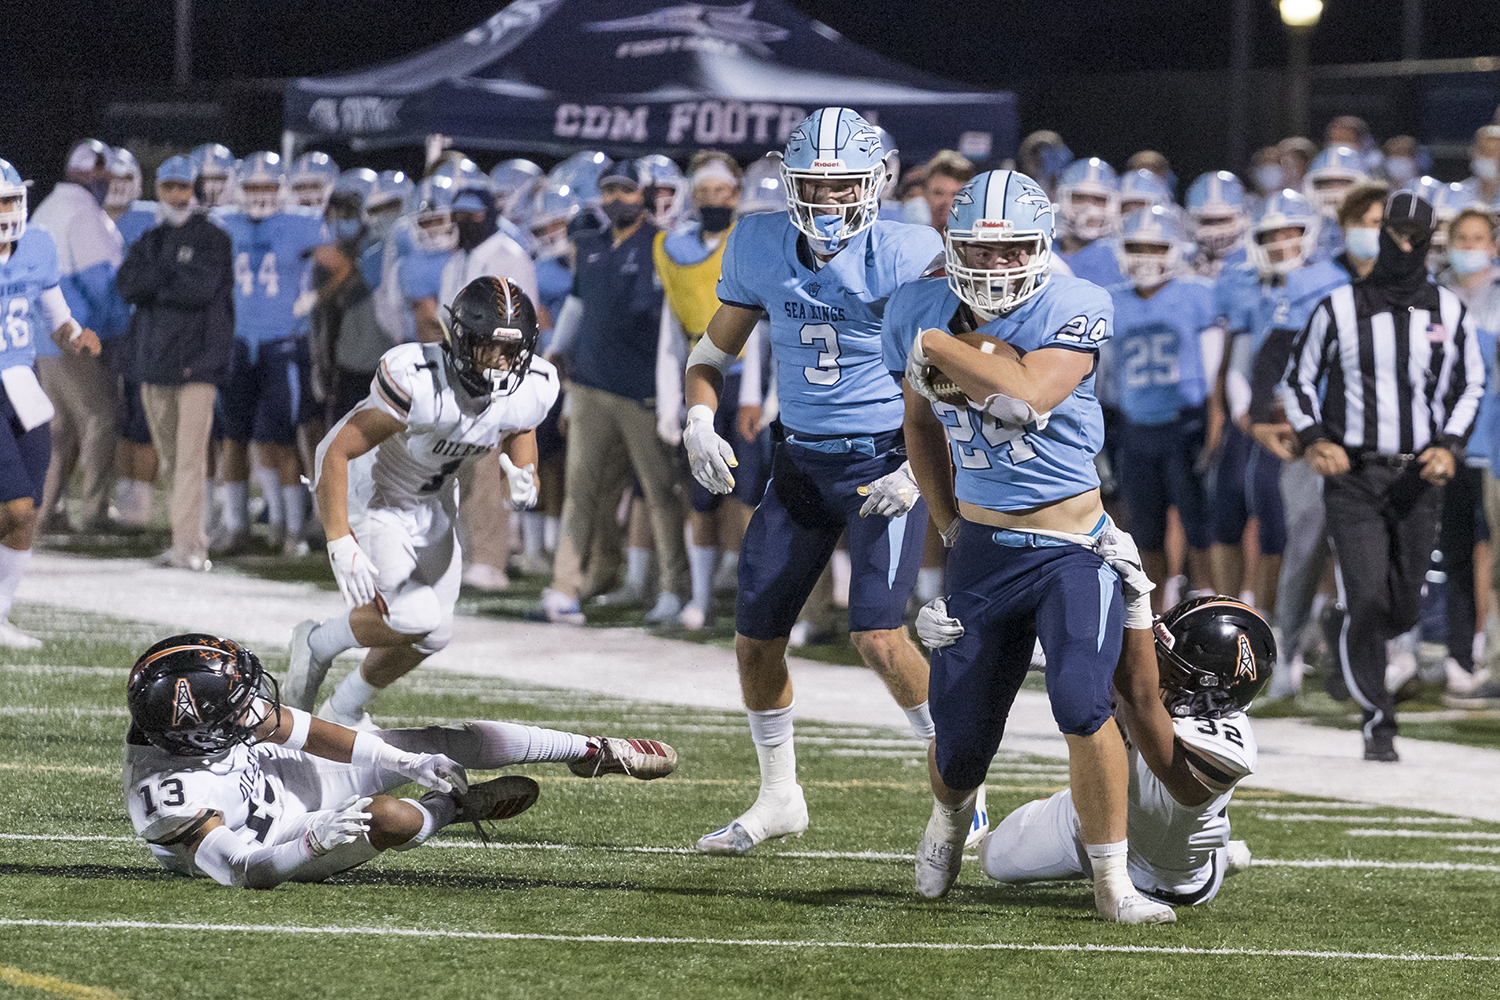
[1226,839,1252,876]
[643,592,683,625]
[678,602,708,631]
[0,620,43,650]
[964,785,989,849]
[540,587,586,625]
[454,775,540,834]
[315,698,380,732]
[1102,894,1177,924]
[569,736,678,780]
[915,829,965,898]
[462,563,511,592]
[697,785,809,855]
[283,619,331,712]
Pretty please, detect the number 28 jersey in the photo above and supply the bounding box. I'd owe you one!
[0,227,63,372]
[716,212,942,436]
[881,274,1112,512]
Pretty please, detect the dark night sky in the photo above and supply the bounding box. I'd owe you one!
[10,0,1500,87]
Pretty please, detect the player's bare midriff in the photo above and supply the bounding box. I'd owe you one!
[958,486,1105,535]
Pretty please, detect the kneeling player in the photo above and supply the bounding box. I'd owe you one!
[125,634,677,888]
[977,593,1272,908]
[284,277,555,725]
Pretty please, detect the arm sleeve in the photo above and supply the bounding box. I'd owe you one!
[1281,300,1334,446]
[738,322,763,407]
[192,823,315,889]
[655,301,686,444]
[548,295,585,358]
[39,285,74,332]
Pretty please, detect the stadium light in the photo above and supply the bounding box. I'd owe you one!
[1279,0,1324,28]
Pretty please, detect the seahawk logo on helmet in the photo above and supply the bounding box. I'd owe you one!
[780,107,890,254]
[443,276,540,398]
[1153,596,1275,719]
[944,169,1054,314]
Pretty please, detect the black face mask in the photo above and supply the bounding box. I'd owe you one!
[699,205,735,233]
[603,200,644,230]
[456,214,497,252]
[1365,226,1433,300]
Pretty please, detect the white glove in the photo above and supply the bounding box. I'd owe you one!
[684,403,737,494]
[1092,519,1155,630]
[915,597,965,650]
[303,795,372,856]
[939,516,962,548]
[904,329,941,403]
[326,534,378,609]
[497,453,538,511]
[395,752,468,795]
[858,460,921,518]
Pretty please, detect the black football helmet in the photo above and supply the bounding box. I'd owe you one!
[126,633,279,756]
[442,275,539,398]
[1153,596,1275,718]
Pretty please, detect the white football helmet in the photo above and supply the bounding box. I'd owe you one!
[289,151,339,209]
[1056,157,1119,241]
[1248,189,1319,277]
[190,143,236,208]
[945,169,1054,314]
[1186,170,1248,258]
[1303,145,1368,218]
[0,158,28,243]
[237,151,286,220]
[740,154,785,215]
[106,148,142,214]
[409,174,459,253]
[1116,205,1190,289]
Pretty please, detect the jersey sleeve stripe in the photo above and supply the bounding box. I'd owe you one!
[375,366,412,414]
[1181,748,1238,787]
[148,808,218,846]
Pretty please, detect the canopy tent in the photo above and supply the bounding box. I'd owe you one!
[283,0,1016,163]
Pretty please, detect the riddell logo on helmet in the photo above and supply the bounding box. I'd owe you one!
[172,678,201,727]
[974,219,1011,231]
[811,159,846,169]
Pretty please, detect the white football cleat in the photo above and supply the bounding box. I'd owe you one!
[0,620,43,649]
[1098,891,1177,924]
[697,785,809,855]
[284,619,332,712]
[678,602,708,631]
[644,592,683,625]
[540,587,586,625]
[316,698,380,732]
[569,736,678,780]
[1225,839,1252,876]
[915,829,965,898]
[964,785,989,849]
[462,563,510,592]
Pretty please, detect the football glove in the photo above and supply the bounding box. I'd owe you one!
[497,453,538,511]
[326,534,378,609]
[684,403,737,495]
[915,597,964,650]
[397,752,468,796]
[1092,519,1154,630]
[304,795,372,856]
[857,461,921,518]
[904,329,941,403]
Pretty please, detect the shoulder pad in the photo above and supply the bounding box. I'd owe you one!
[1174,714,1255,793]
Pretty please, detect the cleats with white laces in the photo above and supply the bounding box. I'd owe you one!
[315,698,380,732]
[568,736,678,780]
[0,620,42,649]
[915,828,966,898]
[697,785,809,855]
[284,619,332,711]
[964,785,989,849]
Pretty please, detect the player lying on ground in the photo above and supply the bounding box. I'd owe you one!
[124,633,676,889]
[919,530,1273,909]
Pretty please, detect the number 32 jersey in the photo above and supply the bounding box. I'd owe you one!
[881,274,1112,512]
[716,212,942,436]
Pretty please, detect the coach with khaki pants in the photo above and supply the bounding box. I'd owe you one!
[115,157,234,570]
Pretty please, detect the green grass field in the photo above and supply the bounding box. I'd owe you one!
[3,601,1500,999]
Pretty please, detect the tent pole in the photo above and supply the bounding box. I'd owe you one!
[281,131,298,166]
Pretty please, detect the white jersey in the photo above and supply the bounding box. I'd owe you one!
[319,341,559,519]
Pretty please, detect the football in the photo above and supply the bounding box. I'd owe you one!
[923,331,1020,407]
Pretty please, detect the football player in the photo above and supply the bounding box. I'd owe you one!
[883,169,1174,923]
[682,108,941,855]
[1303,145,1367,258]
[489,159,544,221]
[1055,157,1122,287]
[1185,171,1249,278]
[289,152,340,210]
[285,277,557,727]
[125,633,676,889]
[973,590,1272,910]
[212,152,330,557]
[0,157,102,646]
[1117,168,1173,218]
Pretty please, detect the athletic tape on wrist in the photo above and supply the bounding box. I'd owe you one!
[281,706,312,753]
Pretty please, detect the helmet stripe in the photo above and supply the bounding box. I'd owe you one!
[987,171,1007,221]
[139,644,229,667]
[817,109,839,156]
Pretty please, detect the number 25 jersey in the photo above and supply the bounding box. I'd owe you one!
[716,212,942,436]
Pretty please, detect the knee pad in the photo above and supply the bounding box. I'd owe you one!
[383,586,443,638]
[411,612,453,656]
[1050,691,1112,737]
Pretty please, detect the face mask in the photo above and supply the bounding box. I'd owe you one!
[810,213,848,252]
[456,215,495,251]
[82,177,111,206]
[366,212,396,242]
[332,218,363,242]
[1345,226,1381,261]
[603,200,643,229]
[156,202,193,227]
[1384,156,1416,184]
[1255,165,1284,193]
[1123,255,1172,289]
[1472,157,1500,182]
[1449,249,1493,276]
[698,205,735,233]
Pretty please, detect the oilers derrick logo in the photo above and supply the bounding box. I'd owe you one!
[171,677,202,727]
[1235,633,1257,680]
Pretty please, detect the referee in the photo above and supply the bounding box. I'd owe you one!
[1281,190,1485,761]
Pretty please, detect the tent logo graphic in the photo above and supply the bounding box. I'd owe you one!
[586,3,789,56]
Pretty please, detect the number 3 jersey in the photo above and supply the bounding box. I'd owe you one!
[716,211,942,436]
[880,274,1113,512]
[320,341,559,517]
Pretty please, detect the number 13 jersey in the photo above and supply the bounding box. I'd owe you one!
[716,211,942,436]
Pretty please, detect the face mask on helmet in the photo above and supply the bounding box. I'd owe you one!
[292,181,330,208]
[946,233,1050,316]
[1061,190,1116,241]
[1308,178,1353,218]
[1120,240,1181,289]
[0,191,27,244]
[1250,224,1310,277]
[414,209,458,252]
[1193,213,1245,257]
[443,277,540,398]
[240,182,282,220]
[198,173,232,208]
[126,634,280,757]
[782,170,884,254]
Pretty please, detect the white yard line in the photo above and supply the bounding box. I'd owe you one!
[1255,814,1475,824]
[1344,829,1500,840]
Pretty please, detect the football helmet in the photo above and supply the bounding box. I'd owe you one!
[1153,596,1275,718]
[739,154,785,215]
[106,147,142,213]
[780,107,887,253]
[236,151,286,220]
[443,276,540,397]
[1248,189,1318,277]
[289,151,340,209]
[433,156,492,200]
[1057,157,1119,241]
[1186,170,1248,257]
[488,158,543,217]
[1116,204,1189,289]
[0,158,29,243]
[517,181,580,260]
[638,153,686,229]
[1117,168,1172,216]
[126,633,280,757]
[1303,145,1367,218]
[365,170,412,215]
[944,169,1054,314]
[189,143,236,208]
[409,174,459,252]
[334,167,378,208]
[548,150,612,206]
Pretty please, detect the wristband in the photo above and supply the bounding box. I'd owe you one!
[280,706,313,753]
[687,403,716,425]
[1123,592,1154,631]
[687,335,737,376]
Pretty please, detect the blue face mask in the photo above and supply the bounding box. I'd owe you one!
[810,213,847,252]
[332,218,363,241]
[1449,249,1493,276]
[1345,226,1381,261]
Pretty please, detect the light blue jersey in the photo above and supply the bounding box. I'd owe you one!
[395,223,449,305]
[1280,257,1348,333]
[1215,262,1286,358]
[115,202,157,249]
[216,208,326,345]
[1060,239,1123,289]
[1109,277,1217,426]
[1469,326,1497,470]
[0,228,62,371]
[881,274,1112,512]
[717,212,942,435]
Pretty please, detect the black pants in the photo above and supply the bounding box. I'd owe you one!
[1439,466,1484,670]
[1323,462,1442,741]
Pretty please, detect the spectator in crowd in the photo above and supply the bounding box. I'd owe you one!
[1016,130,1071,199]
[32,139,124,533]
[1281,190,1484,760]
[115,155,235,571]
[1278,137,1318,191]
[1466,125,1500,207]
[914,151,975,234]
[1250,146,1286,197]
[1378,136,1426,187]
[540,158,688,625]
[1125,150,1174,193]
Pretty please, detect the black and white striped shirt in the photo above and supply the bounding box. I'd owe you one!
[1281,282,1484,456]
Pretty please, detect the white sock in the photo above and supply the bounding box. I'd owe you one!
[716,550,738,580]
[391,797,447,851]
[0,545,31,622]
[521,512,545,555]
[281,485,305,538]
[220,482,249,531]
[688,544,717,609]
[115,477,133,508]
[754,740,798,797]
[1086,840,1137,902]
[624,546,652,592]
[543,515,559,552]
[903,701,935,742]
[926,793,975,844]
[309,613,359,663]
[328,668,380,717]
[255,469,283,527]
[470,720,590,765]
[916,566,943,603]
[830,548,851,607]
